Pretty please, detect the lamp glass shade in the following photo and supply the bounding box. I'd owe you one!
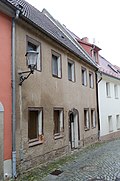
[26,50,38,70]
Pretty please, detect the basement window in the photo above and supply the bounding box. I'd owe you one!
[54,108,64,138]
[28,108,43,146]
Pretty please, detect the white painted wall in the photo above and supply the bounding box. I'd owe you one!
[98,74,120,137]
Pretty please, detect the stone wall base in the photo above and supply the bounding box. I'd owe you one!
[82,133,98,147]
[4,159,12,179]
[17,145,69,173]
[17,133,99,174]
[100,130,120,141]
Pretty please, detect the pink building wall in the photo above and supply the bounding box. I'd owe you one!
[0,12,12,161]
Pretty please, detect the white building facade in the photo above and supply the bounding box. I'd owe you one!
[98,56,120,140]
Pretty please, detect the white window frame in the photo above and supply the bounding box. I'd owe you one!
[52,51,61,78]
[82,67,87,86]
[106,82,111,97]
[27,36,41,71]
[68,59,75,82]
[89,71,94,88]
[84,109,90,130]
[91,109,96,128]
[108,115,113,132]
[54,108,64,138]
[116,114,120,130]
[114,84,119,99]
[28,108,43,146]
[92,50,98,62]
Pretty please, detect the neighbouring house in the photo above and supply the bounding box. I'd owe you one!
[69,34,120,141]
[2,0,99,177]
[0,2,13,179]
[97,55,120,140]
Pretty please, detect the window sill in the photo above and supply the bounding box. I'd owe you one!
[68,79,75,83]
[107,96,111,98]
[82,84,87,87]
[52,74,62,79]
[109,130,113,133]
[115,97,119,99]
[29,140,44,147]
[84,128,90,131]
[54,134,64,140]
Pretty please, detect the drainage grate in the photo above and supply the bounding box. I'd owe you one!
[50,169,63,176]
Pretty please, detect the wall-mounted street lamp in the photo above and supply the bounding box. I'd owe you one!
[19,50,38,86]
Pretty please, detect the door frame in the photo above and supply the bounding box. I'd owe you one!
[69,108,80,149]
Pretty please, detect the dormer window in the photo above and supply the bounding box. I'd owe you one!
[93,51,97,62]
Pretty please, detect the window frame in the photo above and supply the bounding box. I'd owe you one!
[108,115,113,132]
[89,71,94,88]
[68,59,75,82]
[114,84,119,99]
[81,67,87,86]
[53,107,64,139]
[91,109,96,128]
[26,36,42,72]
[106,82,111,97]
[84,108,90,130]
[28,107,44,146]
[51,50,62,78]
[116,114,120,130]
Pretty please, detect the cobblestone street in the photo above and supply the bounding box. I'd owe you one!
[18,139,120,181]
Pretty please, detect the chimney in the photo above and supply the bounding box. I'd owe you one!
[81,37,89,43]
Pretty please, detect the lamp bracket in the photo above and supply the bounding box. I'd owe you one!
[18,70,34,86]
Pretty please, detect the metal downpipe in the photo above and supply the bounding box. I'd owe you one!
[12,9,20,178]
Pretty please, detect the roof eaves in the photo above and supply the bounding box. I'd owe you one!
[21,15,98,70]
[101,71,120,80]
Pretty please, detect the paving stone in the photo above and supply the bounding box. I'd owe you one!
[20,139,120,181]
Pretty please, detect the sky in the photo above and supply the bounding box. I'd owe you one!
[27,0,120,66]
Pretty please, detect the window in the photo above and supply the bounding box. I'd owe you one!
[108,115,113,132]
[91,109,96,128]
[106,82,111,97]
[116,115,120,130]
[84,109,90,130]
[93,51,98,62]
[28,108,43,145]
[52,51,61,78]
[114,84,119,99]
[81,67,87,86]
[54,108,64,137]
[89,72,94,88]
[27,37,41,71]
[68,60,75,82]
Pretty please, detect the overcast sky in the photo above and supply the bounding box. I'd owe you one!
[26,0,120,66]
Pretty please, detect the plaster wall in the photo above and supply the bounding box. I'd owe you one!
[98,74,120,137]
[0,103,4,180]
[0,12,12,176]
[15,21,98,170]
